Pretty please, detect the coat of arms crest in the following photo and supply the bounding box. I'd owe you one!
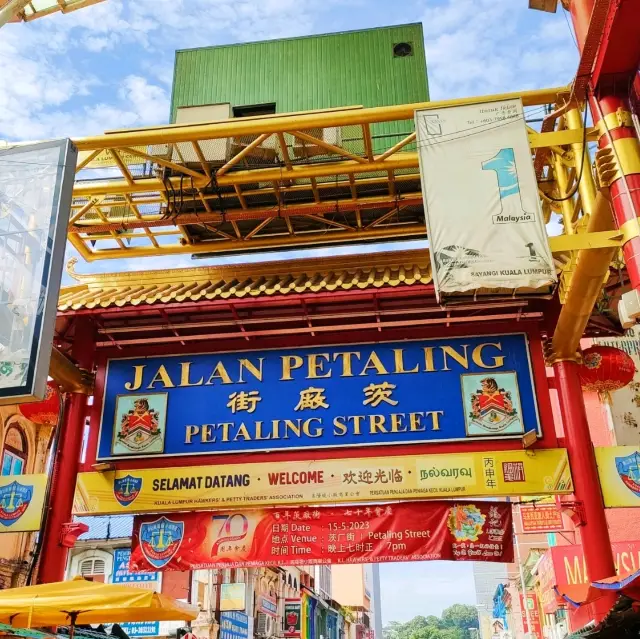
[0,481,32,526]
[113,393,167,455]
[139,517,184,569]
[615,451,640,497]
[466,375,521,433]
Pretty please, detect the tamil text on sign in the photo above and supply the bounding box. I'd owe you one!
[97,334,543,459]
[74,448,572,515]
[129,502,513,571]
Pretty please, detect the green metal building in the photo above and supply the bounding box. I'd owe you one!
[170,23,429,121]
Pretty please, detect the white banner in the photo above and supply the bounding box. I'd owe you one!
[0,140,77,404]
[416,98,556,298]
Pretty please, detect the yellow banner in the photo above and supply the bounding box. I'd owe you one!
[74,449,572,515]
[77,147,148,169]
[0,474,47,532]
[596,446,640,507]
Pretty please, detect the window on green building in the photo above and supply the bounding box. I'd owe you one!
[233,103,276,118]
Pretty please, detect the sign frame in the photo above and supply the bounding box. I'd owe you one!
[94,331,547,461]
[0,139,77,405]
[74,448,573,516]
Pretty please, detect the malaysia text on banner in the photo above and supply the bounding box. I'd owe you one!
[74,448,573,515]
[415,98,556,297]
[596,446,640,507]
[96,334,543,460]
[129,501,514,571]
[0,474,47,532]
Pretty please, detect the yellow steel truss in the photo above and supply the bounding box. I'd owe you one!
[69,86,609,262]
[0,0,105,25]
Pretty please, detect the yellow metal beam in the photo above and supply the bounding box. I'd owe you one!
[72,86,567,151]
[548,230,622,252]
[551,192,618,361]
[75,223,428,261]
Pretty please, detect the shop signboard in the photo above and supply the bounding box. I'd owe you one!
[96,334,544,460]
[258,595,277,618]
[73,448,572,515]
[129,501,513,571]
[111,548,160,637]
[596,446,640,507]
[220,612,248,639]
[0,140,77,405]
[220,583,246,611]
[0,473,47,533]
[519,593,542,638]
[415,98,555,299]
[518,504,564,533]
[284,599,301,638]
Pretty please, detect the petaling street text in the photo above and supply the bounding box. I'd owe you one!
[122,342,506,390]
[183,411,445,444]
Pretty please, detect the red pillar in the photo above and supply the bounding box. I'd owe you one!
[37,317,95,584]
[554,360,617,621]
[568,0,640,292]
[590,94,640,291]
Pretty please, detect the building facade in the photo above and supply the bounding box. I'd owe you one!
[0,402,55,589]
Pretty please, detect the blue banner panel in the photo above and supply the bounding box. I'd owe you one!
[112,548,159,637]
[97,334,541,460]
[220,612,249,639]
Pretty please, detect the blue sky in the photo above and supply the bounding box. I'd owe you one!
[1,0,579,621]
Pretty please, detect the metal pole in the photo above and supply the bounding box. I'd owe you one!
[553,360,617,622]
[513,521,533,638]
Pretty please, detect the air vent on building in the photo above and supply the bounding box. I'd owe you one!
[256,612,275,637]
[393,42,413,57]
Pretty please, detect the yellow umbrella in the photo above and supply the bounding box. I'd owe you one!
[0,578,198,628]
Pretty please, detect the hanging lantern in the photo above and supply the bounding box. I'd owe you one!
[578,346,636,397]
[18,381,62,426]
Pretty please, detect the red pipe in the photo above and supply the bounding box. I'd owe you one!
[554,360,616,622]
[37,317,95,583]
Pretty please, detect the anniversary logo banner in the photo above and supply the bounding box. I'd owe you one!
[74,449,573,515]
[129,501,513,571]
[97,334,543,460]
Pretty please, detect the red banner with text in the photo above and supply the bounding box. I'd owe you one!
[130,501,513,571]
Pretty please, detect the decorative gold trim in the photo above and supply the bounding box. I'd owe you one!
[618,217,640,244]
[597,109,634,136]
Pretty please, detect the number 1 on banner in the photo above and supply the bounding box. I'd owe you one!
[481,148,535,224]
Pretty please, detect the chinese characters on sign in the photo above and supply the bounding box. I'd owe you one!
[74,449,573,516]
[129,502,513,571]
[518,504,564,533]
[98,334,543,459]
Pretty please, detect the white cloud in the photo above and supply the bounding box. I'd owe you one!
[421,0,578,99]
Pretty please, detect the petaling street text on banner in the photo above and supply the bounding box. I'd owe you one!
[415,98,556,298]
[129,502,514,571]
[97,333,543,460]
[73,448,573,515]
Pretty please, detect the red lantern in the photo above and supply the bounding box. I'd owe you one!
[18,381,62,425]
[578,345,636,394]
